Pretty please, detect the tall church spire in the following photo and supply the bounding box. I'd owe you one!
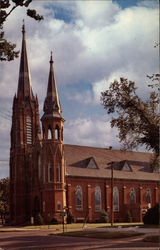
[43,52,62,117]
[17,21,33,100]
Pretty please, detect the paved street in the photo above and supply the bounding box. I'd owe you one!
[0,227,159,250]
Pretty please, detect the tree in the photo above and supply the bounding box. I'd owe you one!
[0,177,9,225]
[143,204,159,225]
[101,78,159,158]
[0,0,43,61]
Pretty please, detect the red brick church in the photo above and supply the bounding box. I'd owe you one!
[9,25,159,225]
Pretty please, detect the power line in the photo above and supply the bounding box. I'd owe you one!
[0,109,11,114]
[0,110,11,116]
[1,115,11,122]
[0,112,11,122]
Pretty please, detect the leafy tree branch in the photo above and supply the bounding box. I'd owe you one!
[101,78,159,157]
[0,0,43,61]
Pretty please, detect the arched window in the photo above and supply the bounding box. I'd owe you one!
[75,185,83,211]
[56,163,61,182]
[37,153,41,179]
[95,186,102,212]
[130,188,136,204]
[146,189,152,204]
[48,127,52,139]
[57,201,61,211]
[55,125,59,140]
[48,162,53,182]
[113,186,119,212]
[26,115,32,144]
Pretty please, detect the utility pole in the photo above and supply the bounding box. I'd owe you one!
[110,162,114,227]
[60,209,66,234]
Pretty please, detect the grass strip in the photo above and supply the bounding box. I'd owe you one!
[23,222,143,230]
[56,230,144,239]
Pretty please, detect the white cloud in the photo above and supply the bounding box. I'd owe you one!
[92,66,152,105]
[0,117,10,178]
[64,116,119,148]
[75,1,120,28]
[66,90,93,105]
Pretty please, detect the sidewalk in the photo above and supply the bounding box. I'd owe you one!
[93,226,160,235]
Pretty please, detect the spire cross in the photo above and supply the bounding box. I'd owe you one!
[22,19,25,34]
[50,51,54,63]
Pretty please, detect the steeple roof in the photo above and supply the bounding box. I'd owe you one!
[43,52,62,118]
[17,22,33,100]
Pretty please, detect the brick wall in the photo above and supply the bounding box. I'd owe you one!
[66,176,158,223]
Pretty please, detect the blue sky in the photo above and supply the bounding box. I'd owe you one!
[0,0,159,177]
[114,0,140,8]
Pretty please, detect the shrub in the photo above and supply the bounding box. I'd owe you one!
[100,210,110,223]
[143,204,159,225]
[34,213,44,225]
[67,212,74,224]
[125,210,132,222]
[50,217,58,225]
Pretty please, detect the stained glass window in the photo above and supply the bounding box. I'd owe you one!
[75,185,83,211]
[95,186,102,212]
[113,186,119,212]
[130,188,136,204]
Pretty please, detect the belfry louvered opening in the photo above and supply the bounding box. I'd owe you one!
[26,115,32,144]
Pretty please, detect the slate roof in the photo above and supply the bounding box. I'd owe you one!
[64,144,159,181]
[17,23,34,100]
[42,52,63,120]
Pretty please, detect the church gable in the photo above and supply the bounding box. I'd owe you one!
[87,157,99,169]
[70,157,99,169]
[121,161,132,172]
[120,161,132,172]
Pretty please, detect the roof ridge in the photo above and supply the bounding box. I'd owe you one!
[64,144,152,155]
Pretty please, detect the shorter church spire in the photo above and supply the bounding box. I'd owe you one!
[17,21,33,100]
[50,51,53,63]
[43,52,62,117]
[22,19,25,34]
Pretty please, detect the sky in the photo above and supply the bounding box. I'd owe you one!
[0,0,159,178]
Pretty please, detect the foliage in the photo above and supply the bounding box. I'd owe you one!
[34,213,44,225]
[0,0,43,61]
[101,78,159,157]
[99,210,110,223]
[143,204,159,225]
[67,212,74,224]
[147,73,160,91]
[50,217,58,225]
[125,210,133,223]
[0,177,9,224]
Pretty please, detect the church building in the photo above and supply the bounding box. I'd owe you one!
[9,25,159,225]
